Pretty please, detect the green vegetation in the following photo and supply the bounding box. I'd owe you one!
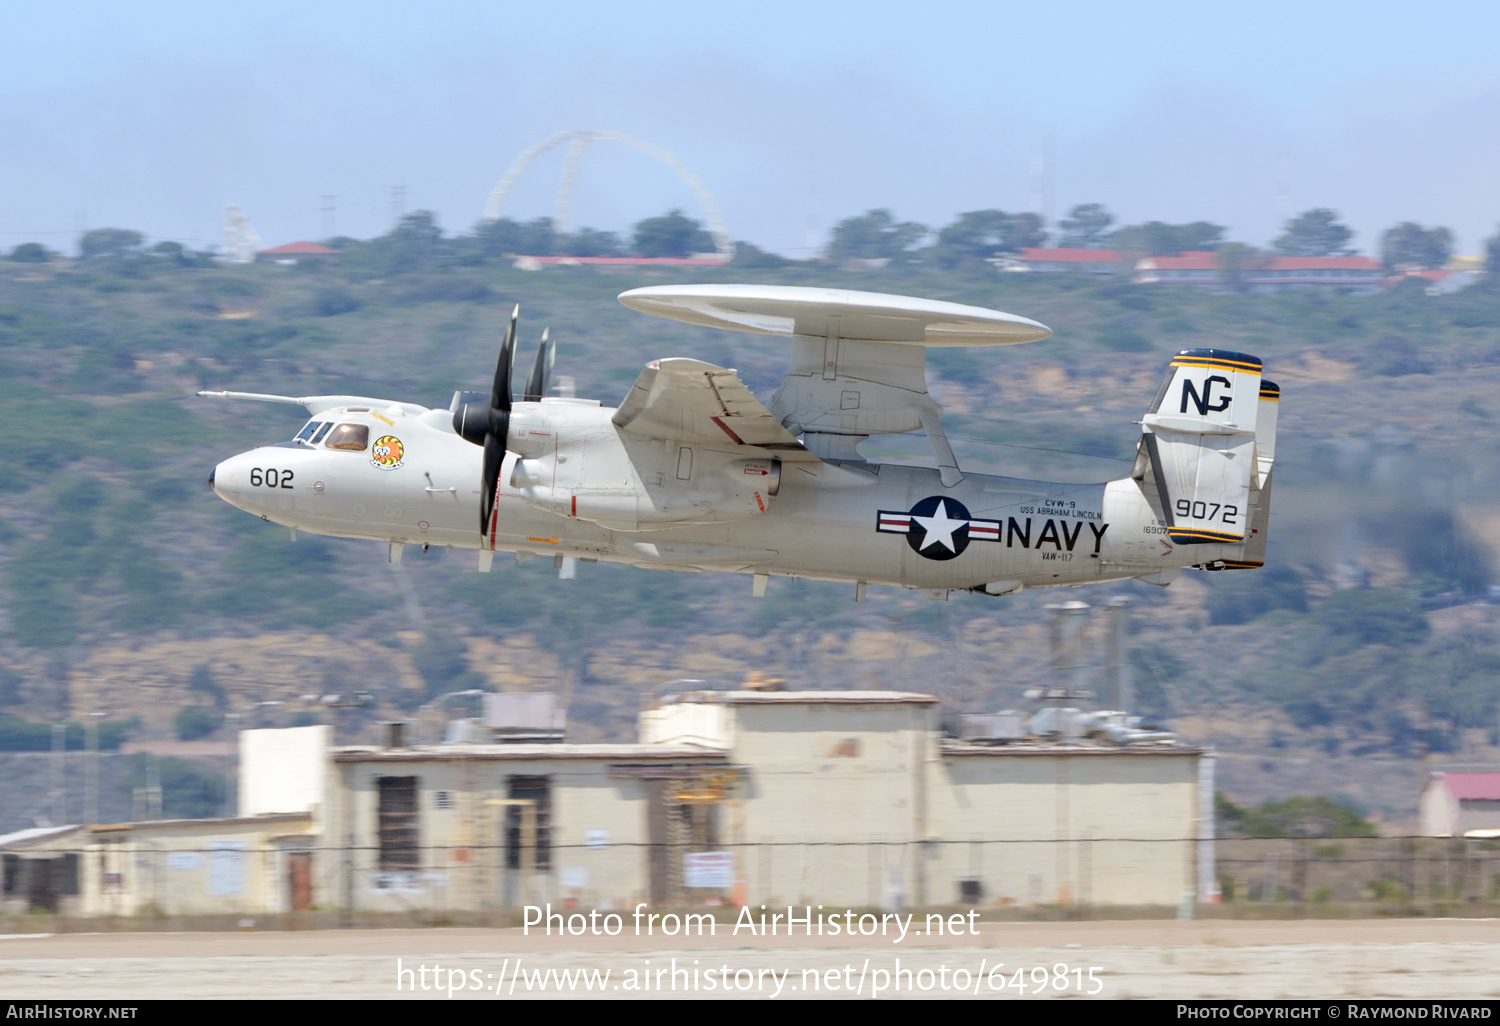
[1217,793,1378,838]
[119,755,226,819]
[7,243,52,264]
[1380,222,1453,271]
[173,705,221,741]
[1273,209,1355,257]
[825,209,928,263]
[1207,565,1308,625]
[930,210,1046,269]
[0,714,132,751]
[0,208,1498,767]
[631,210,715,258]
[405,627,487,708]
[1057,204,1114,248]
[1108,220,1225,255]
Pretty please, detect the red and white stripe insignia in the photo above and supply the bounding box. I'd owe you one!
[967,522,1001,540]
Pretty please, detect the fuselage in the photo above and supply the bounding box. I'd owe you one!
[210,397,1241,595]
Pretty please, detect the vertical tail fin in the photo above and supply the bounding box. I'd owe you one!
[1222,380,1279,568]
[1254,379,1278,481]
[1138,349,1262,546]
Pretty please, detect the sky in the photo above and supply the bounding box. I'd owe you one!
[2,0,1499,256]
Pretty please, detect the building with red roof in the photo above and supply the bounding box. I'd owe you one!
[1132,252,1221,286]
[1420,769,1500,836]
[257,241,340,265]
[1385,268,1482,295]
[512,255,728,270]
[1133,252,1384,293]
[1012,248,1130,274]
[1250,256,1383,294]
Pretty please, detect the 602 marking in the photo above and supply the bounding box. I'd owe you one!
[249,468,295,489]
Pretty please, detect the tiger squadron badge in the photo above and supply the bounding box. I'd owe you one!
[371,435,405,470]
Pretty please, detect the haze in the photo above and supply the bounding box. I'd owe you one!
[3,0,1498,254]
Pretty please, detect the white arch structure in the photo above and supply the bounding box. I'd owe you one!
[483,130,733,260]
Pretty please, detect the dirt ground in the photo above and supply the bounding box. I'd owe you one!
[2,919,1498,1000]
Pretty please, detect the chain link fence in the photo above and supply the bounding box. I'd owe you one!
[5,836,1500,924]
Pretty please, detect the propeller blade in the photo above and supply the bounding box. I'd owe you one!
[458,304,520,537]
[480,431,506,536]
[523,328,554,403]
[490,305,518,414]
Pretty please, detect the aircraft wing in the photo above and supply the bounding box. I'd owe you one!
[197,391,429,415]
[611,358,819,461]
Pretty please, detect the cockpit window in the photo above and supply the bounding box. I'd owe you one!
[323,423,369,451]
[292,420,328,444]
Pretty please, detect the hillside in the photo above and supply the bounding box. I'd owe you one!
[2,239,1500,829]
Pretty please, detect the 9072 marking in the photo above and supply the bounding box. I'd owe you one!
[1174,499,1235,525]
[250,468,295,489]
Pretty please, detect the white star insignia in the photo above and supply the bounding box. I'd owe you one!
[911,499,966,553]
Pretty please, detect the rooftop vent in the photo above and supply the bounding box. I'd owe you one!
[482,693,566,743]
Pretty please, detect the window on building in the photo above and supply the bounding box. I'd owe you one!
[1,854,16,895]
[59,853,79,896]
[377,776,420,870]
[504,775,552,870]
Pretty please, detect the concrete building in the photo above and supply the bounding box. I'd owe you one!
[325,740,732,913]
[641,690,939,907]
[639,690,1207,908]
[2,814,314,917]
[1420,769,1500,837]
[3,691,1212,917]
[0,826,83,914]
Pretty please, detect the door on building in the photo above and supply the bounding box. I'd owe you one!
[647,784,721,905]
[25,859,57,913]
[287,852,313,911]
[504,776,552,870]
[377,776,420,870]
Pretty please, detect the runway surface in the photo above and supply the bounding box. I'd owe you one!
[2,919,1497,999]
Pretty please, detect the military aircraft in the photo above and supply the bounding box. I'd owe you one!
[200,285,1277,600]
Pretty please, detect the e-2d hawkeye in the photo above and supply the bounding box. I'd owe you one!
[201,285,1278,600]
